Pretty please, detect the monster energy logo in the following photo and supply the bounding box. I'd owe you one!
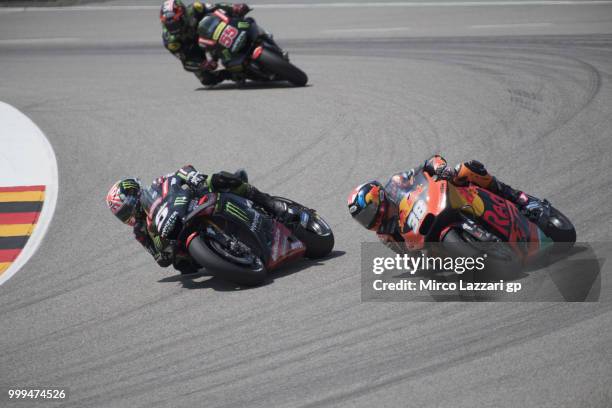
[174,197,189,206]
[121,180,139,190]
[225,201,249,223]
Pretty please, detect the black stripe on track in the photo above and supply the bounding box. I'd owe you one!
[0,201,43,213]
[0,236,30,250]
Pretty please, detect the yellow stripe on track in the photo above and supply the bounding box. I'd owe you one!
[0,224,35,237]
[0,191,45,202]
[0,262,11,274]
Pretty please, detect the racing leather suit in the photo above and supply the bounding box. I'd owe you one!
[162,2,249,86]
[133,165,284,274]
[377,155,528,249]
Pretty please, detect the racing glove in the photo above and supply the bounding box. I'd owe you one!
[423,155,450,179]
[186,170,207,189]
[433,166,457,182]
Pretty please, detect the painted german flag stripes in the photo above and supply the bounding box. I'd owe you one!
[0,186,45,276]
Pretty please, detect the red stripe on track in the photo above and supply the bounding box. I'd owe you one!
[0,212,41,224]
[0,249,21,262]
[0,185,45,192]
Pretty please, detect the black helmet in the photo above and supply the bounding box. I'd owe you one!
[160,0,186,34]
[106,178,142,226]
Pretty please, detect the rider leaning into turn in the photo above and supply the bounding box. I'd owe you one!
[160,0,250,86]
[348,155,541,250]
[106,165,291,275]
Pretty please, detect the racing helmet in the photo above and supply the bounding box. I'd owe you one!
[160,0,186,34]
[106,178,142,226]
[347,181,387,230]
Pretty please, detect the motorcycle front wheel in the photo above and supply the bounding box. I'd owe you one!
[256,48,308,86]
[188,234,267,286]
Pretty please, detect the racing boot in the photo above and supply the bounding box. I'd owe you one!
[453,160,549,226]
[246,186,298,223]
[234,168,249,183]
[489,178,550,224]
[489,178,528,207]
[453,160,531,210]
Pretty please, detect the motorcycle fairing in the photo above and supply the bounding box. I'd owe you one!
[183,192,218,225]
[389,168,550,258]
[199,15,253,62]
[449,184,548,258]
[267,221,306,270]
[216,193,306,269]
[394,171,447,250]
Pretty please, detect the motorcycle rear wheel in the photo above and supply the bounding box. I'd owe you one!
[294,218,334,259]
[272,197,334,259]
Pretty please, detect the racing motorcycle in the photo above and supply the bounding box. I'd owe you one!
[388,168,576,262]
[197,9,307,86]
[176,192,333,285]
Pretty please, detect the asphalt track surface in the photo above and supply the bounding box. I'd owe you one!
[1,1,612,407]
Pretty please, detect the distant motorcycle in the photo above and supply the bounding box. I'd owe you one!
[389,168,576,261]
[178,191,333,285]
[197,9,308,86]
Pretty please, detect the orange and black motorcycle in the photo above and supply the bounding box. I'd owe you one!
[387,168,576,262]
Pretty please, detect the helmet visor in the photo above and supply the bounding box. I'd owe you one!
[114,194,139,226]
[353,202,380,230]
[164,18,183,34]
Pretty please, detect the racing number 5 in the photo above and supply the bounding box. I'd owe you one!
[219,26,238,48]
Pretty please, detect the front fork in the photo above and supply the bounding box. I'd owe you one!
[201,221,253,257]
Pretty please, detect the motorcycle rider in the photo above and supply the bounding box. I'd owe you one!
[106,165,291,274]
[348,155,544,251]
[196,5,288,82]
[160,0,251,86]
